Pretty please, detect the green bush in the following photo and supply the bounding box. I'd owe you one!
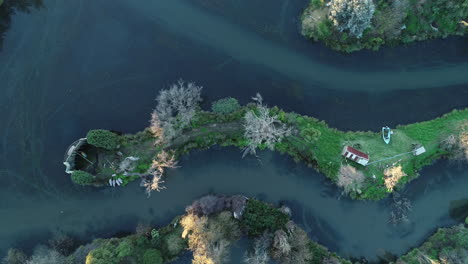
[241,199,289,236]
[316,20,333,40]
[310,0,324,8]
[465,216,468,225]
[115,239,134,259]
[211,97,241,114]
[87,129,120,150]
[143,249,163,264]
[71,170,95,186]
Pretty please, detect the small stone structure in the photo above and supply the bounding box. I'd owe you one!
[63,138,88,174]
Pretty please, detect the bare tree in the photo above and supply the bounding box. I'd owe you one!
[272,230,291,259]
[442,130,468,163]
[328,0,375,38]
[243,93,292,157]
[244,232,272,264]
[2,249,28,264]
[181,211,240,264]
[149,112,165,145]
[337,165,365,194]
[439,248,468,264]
[271,222,311,264]
[25,247,66,264]
[388,192,412,225]
[141,150,178,197]
[384,165,406,191]
[152,80,203,142]
[323,257,343,264]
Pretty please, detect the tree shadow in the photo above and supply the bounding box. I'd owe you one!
[0,0,43,50]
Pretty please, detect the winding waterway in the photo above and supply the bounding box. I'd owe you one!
[0,0,467,262]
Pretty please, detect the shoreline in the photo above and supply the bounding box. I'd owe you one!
[66,98,467,201]
[300,0,467,52]
[4,196,466,263]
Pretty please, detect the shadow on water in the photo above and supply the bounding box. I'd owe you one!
[0,0,43,50]
[449,199,468,222]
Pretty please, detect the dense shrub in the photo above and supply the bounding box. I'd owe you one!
[143,249,162,264]
[71,170,95,186]
[241,199,289,236]
[211,97,241,114]
[86,129,119,150]
[187,195,227,216]
[161,230,186,257]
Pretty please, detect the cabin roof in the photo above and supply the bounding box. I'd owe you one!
[342,146,369,160]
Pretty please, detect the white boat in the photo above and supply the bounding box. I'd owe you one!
[382,126,393,144]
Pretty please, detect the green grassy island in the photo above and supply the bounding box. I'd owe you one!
[4,195,467,264]
[65,82,468,201]
[300,0,468,52]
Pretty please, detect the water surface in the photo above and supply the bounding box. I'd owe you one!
[0,0,467,262]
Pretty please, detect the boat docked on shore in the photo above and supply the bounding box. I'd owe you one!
[382,126,393,144]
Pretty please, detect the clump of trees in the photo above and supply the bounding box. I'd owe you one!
[86,129,120,150]
[441,128,468,163]
[151,80,202,142]
[241,199,289,236]
[180,211,241,264]
[71,170,95,186]
[328,0,375,38]
[337,165,365,194]
[243,93,292,157]
[211,97,241,115]
[141,150,177,197]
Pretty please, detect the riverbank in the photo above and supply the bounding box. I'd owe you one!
[3,196,466,263]
[300,0,467,52]
[68,93,468,200]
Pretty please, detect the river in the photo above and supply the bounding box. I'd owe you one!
[0,0,467,262]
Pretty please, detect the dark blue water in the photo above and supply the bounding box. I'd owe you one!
[0,0,467,262]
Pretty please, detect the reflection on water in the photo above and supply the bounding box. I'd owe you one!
[449,199,468,222]
[0,0,43,50]
[0,0,467,261]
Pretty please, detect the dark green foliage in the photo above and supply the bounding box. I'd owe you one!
[143,249,163,264]
[211,97,241,115]
[135,162,151,174]
[316,20,333,40]
[398,225,468,263]
[241,199,289,236]
[86,129,120,150]
[71,170,95,186]
[160,226,187,257]
[301,0,468,52]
